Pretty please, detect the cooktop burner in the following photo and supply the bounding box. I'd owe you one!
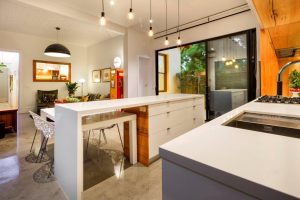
[256,95,300,104]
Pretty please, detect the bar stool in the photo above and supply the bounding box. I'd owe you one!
[28,111,42,153]
[35,117,55,163]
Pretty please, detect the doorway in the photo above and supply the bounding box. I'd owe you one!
[138,56,152,97]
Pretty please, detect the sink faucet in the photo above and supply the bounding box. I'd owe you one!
[277,60,300,96]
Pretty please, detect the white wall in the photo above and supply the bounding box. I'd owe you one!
[160,48,181,93]
[87,36,124,95]
[0,30,88,113]
[124,28,154,98]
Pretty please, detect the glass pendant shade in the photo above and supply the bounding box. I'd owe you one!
[100,12,106,26]
[148,27,153,37]
[177,36,181,45]
[164,37,169,46]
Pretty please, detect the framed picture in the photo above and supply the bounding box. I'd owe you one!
[101,68,111,82]
[33,60,71,82]
[92,70,101,83]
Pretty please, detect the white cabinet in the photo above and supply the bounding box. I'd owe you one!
[148,97,204,160]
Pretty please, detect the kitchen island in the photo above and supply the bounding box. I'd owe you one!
[54,94,204,200]
[160,101,300,200]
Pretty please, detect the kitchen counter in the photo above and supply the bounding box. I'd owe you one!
[160,101,300,200]
[54,94,204,200]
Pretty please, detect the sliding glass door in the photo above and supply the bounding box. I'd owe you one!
[156,29,257,121]
[207,33,248,119]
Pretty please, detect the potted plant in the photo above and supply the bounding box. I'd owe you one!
[65,82,79,97]
[288,69,300,97]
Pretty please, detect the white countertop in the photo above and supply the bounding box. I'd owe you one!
[56,94,204,116]
[160,101,300,199]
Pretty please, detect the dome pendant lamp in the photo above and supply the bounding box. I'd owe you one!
[44,27,71,58]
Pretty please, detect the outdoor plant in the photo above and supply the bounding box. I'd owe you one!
[65,82,79,97]
[288,70,300,92]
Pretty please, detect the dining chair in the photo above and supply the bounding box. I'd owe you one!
[86,123,124,155]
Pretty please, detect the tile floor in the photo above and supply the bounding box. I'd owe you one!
[0,114,162,200]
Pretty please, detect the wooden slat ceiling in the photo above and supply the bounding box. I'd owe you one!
[253,0,300,49]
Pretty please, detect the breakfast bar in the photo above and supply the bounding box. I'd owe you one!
[54,94,205,200]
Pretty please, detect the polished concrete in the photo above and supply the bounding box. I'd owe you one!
[0,114,162,200]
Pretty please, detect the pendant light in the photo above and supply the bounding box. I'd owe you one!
[176,0,181,45]
[0,53,7,73]
[99,0,106,26]
[128,0,134,20]
[44,27,71,58]
[164,0,169,46]
[148,0,153,37]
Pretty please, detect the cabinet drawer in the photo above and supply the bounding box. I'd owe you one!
[149,107,193,133]
[148,97,203,116]
[149,121,193,158]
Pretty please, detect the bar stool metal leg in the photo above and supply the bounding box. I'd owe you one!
[30,129,38,153]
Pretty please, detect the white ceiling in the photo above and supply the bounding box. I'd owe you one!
[0,0,247,46]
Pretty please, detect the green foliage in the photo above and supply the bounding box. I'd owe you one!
[65,82,79,95]
[178,43,206,94]
[180,43,206,75]
[288,70,300,89]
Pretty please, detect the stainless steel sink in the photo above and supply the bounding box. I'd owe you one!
[223,112,300,139]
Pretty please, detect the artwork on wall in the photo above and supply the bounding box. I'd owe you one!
[92,70,101,83]
[101,68,111,82]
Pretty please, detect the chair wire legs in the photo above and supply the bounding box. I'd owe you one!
[36,137,49,163]
[30,129,38,152]
[116,124,124,150]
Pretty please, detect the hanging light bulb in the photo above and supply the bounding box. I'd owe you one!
[99,0,106,26]
[128,0,134,20]
[177,36,182,45]
[164,36,169,46]
[149,19,153,23]
[164,0,168,45]
[100,12,106,26]
[110,0,115,6]
[148,26,153,37]
[176,0,182,46]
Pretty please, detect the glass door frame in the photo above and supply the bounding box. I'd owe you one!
[155,28,257,121]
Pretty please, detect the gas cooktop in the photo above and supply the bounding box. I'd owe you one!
[256,95,300,104]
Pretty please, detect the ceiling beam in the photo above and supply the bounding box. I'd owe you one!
[16,0,126,35]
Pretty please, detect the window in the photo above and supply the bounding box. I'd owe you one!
[158,53,168,92]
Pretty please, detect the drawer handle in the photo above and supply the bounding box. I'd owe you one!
[193,118,196,121]
[193,105,196,108]
[167,128,171,131]
[166,112,170,114]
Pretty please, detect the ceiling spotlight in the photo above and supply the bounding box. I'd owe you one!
[110,0,115,5]
[164,37,169,46]
[148,26,153,37]
[99,12,106,26]
[177,36,182,45]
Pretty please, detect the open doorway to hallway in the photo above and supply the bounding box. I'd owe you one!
[0,50,19,139]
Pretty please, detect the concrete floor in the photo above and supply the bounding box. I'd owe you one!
[0,114,162,200]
